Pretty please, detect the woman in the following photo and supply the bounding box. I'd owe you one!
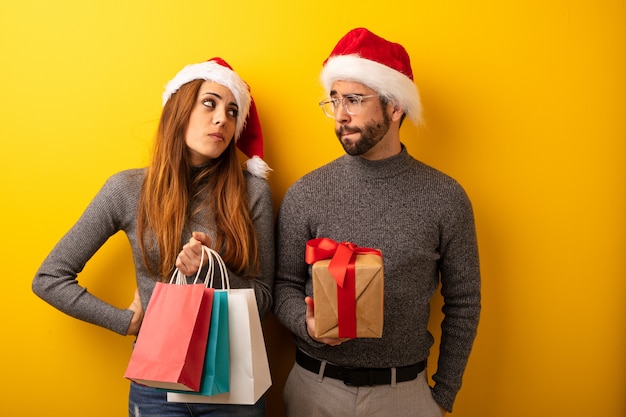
[32,58,274,416]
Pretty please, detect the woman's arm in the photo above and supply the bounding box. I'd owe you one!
[32,172,140,335]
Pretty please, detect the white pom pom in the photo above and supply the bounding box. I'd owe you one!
[244,155,272,179]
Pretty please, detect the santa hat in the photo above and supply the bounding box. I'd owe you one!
[162,57,271,178]
[320,28,422,125]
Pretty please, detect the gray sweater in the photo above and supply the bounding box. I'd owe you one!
[273,146,480,411]
[33,168,274,336]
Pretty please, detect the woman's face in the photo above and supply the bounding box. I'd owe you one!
[185,80,238,166]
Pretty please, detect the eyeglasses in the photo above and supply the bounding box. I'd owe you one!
[319,94,378,118]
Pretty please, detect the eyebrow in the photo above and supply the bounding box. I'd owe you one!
[201,91,238,108]
[329,90,366,97]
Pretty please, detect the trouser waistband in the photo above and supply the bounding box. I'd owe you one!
[295,348,426,387]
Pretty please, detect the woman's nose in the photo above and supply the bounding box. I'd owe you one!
[212,108,227,125]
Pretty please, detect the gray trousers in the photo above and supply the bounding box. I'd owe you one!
[282,362,443,417]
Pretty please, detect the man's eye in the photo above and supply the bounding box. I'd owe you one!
[346,96,360,105]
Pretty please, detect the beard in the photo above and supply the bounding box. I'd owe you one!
[335,110,391,156]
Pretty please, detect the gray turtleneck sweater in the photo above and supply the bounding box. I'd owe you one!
[273,145,480,412]
[33,168,274,336]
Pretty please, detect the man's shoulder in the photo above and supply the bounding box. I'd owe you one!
[410,157,463,187]
[401,157,473,208]
[297,156,345,182]
[281,158,344,206]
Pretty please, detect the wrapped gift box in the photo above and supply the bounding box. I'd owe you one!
[309,240,384,339]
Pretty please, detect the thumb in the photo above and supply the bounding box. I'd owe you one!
[129,289,143,314]
[305,296,314,317]
[191,231,212,247]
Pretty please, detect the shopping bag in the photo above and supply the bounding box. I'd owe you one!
[168,247,272,405]
[167,248,230,396]
[201,290,230,395]
[124,252,215,392]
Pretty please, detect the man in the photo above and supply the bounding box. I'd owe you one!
[273,27,481,416]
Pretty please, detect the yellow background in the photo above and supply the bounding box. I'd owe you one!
[1,1,624,416]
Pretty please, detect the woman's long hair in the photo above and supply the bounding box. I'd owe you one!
[137,79,258,281]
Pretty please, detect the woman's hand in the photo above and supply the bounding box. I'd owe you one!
[175,231,212,276]
[305,296,350,346]
[126,288,144,336]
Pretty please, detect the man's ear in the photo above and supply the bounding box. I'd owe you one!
[390,104,404,122]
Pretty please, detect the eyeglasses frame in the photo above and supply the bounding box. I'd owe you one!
[318,94,378,118]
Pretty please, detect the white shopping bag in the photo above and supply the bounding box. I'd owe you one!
[168,286,272,405]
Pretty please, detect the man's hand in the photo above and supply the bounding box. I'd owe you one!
[126,288,144,336]
[175,232,213,276]
[305,296,350,346]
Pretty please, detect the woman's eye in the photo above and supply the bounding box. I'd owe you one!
[227,108,239,118]
[202,99,216,108]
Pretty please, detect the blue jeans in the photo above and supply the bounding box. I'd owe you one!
[129,382,266,417]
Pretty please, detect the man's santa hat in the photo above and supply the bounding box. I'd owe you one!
[320,28,422,125]
[162,57,271,178]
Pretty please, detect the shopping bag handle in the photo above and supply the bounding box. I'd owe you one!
[201,246,231,290]
[168,245,207,285]
[168,245,230,290]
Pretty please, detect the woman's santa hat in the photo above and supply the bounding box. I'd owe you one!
[163,57,271,178]
[320,28,422,125]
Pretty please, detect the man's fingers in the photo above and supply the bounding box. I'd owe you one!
[305,296,314,313]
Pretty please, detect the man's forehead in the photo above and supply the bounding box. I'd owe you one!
[330,80,376,96]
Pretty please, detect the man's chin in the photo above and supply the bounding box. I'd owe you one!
[340,142,363,156]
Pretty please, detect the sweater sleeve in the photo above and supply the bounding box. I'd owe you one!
[431,185,481,412]
[32,172,137,335]
[239,174,275,319]
[272,180,323,346]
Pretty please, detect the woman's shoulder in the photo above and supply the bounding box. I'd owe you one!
[243,170,271,195]
[99,168,146,199]
[106,168,146,187]
[243,171,273,215]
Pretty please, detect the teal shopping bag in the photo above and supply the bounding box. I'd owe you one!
[198,290,230,395]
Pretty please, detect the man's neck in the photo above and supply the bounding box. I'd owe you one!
[360,129,402,161]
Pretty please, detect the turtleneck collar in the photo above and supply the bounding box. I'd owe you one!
[341,144,413,179]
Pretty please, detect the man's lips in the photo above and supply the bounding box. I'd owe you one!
[339,127,360,137]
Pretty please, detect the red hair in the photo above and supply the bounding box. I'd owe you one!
[138,79,258,281]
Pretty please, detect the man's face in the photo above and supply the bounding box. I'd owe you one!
[330,81,391,157]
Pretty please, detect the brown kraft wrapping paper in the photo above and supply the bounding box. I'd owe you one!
[312,253,384,338]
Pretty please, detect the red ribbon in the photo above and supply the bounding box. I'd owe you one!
[306,238,382,338]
